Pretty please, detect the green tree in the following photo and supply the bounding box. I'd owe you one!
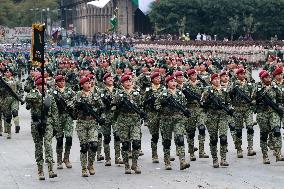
[228,15,240,41]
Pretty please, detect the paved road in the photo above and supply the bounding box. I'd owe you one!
[1,71,284,189]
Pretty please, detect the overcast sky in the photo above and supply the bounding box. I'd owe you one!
[139,0,154,13]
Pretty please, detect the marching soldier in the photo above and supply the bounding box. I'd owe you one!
[201,74,231,168]
[72,76,105,177]
[144,71,163,163]
[100,72,123,166]
[184,69,209,161]
[255,70,284,164]
[25,76,58,180]
[155,74,190,170]
[113,74,144,174]
[230,68,256,158]
[53,75,75,169]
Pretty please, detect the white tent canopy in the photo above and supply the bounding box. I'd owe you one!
[87,0,111,9]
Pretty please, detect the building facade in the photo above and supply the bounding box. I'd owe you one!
[62,0,136,38]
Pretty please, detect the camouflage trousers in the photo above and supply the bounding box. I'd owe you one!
[160,114,186,163]
[233,108,254,151]
[116,113,141,166]
[55,113,74,156]
[147,111,160,158]
[0,99,14,136]
[76,119,98,168]
[206,111,228,160]
[100,113,121,161]
[257,111,282,155]
[31,122,53,166]
[185,108,207,155]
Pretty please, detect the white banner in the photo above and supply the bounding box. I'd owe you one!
[87,0,111,8]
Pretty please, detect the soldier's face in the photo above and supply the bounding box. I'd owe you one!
[220,74,229,83]
[212,78,220,87]
[82,81,92,91]
[122,79,133,90]
[237,73,246,81]
[105,76,113,86]
[37,84,47,93]
[275,74,283,82]
[190,73,197,82]
[152,76,161,85]
[4,70,12,77]
[262,76,271,86]
[56,80,65,88]
[167,79,177,90]
[176,76,184,84]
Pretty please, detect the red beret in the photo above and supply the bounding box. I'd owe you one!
[175,71,183,77]
[236,68,246,75]
[260,71,270,79]
[35,76,46,85]
[272,67,283,76]
[187,69,196,76]
[121,74,132,83]
[103,72,112,80]
[80,77,90,85]
[210,73,219,82]
[219,70,227,77]
[259,70,266,77]
[150,72,160,79]
[165,75,175,83]
[55,75,64,82]
[87,74,95,80]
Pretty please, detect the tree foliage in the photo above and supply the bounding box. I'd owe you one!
[0,0,60,27]
[148,0,284,40]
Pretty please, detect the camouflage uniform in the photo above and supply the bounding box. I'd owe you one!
[4,75,24,133]
[100,84,123,165]
[155,88,190,170]
[25,89,58,179]
[53,86,75,169]
[183,81,208,160]
[255,83,284,163]
[113,86,143,173]
[73,90,105,176]
[144,84,163,163]
[230,79,256,157]
[0,83,17,139]
[202,86,231,167]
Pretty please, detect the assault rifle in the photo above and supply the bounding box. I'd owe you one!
[163,96,191,117]
[0,76,25,104]
[256,91,284,117]
[232,86,253,104]
[121,97,147,119]
[53,92,76,119]
[76,100,105,125]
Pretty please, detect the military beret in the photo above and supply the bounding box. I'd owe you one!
[121,74,132,83]
[80,77,90,85]
[259,70,266,77]
[150,72,160,80]
[219,70,228,77]
[260,71,270,79]
[87,74,95,80]
[175,71,183,77]
[210,73,219,82]
[187,69,196,76]
[165,75,175,83]
[236,68,246,75]
[55,75,64,82]
[35,76,46,85]
[272,67,283,76]
[103,72,112,80]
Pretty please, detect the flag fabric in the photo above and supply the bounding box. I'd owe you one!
[132,0,139,7]
[87,0,111,8]
[109,15,118,32]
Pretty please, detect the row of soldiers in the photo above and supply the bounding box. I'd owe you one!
[1,48,284,180]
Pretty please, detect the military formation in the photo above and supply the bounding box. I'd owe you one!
[1,45,284,181]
